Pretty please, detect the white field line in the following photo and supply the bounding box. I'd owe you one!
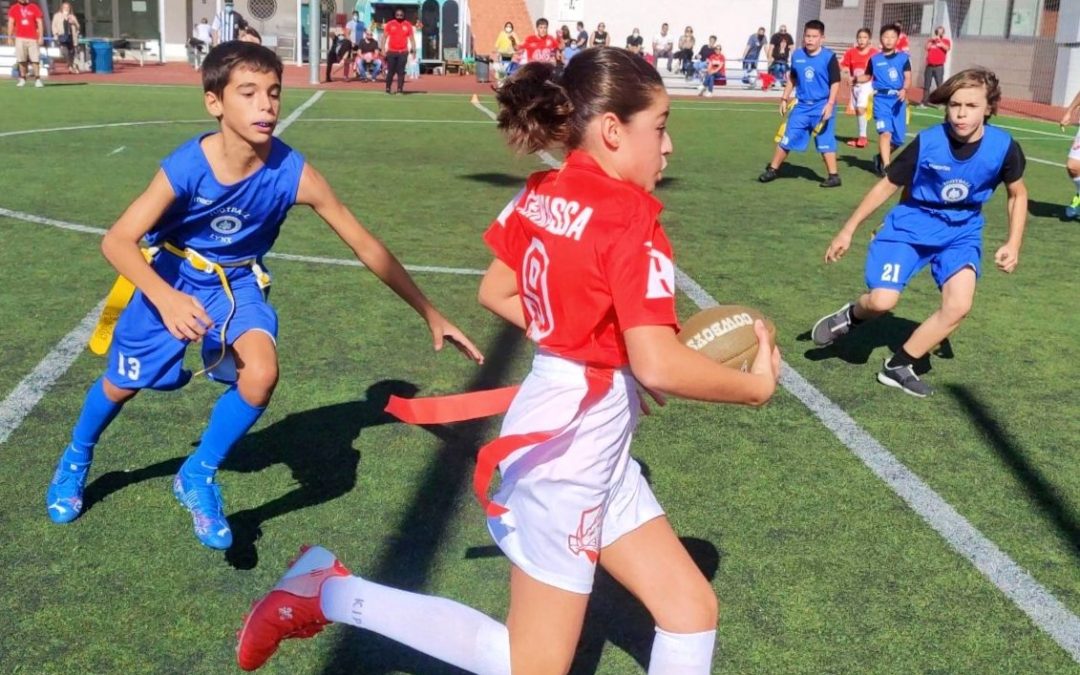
[296,117,493,124]
[274,90,324,135]
[107,146,127,156]
[0,120,208,138]
[0,208,485,276]
[0,91,325,450]
[470,96,1080,663]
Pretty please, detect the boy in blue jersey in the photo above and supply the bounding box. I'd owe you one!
[867,24,911,176]
[44,43,484,548]
[759,20,842,188]
[810,69,1027,397]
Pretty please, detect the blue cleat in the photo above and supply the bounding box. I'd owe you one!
[1066,196,1080,220]
[173,471,233,550]
[46,453,90,524]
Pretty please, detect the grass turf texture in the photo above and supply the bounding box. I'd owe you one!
[0,84,1078,673]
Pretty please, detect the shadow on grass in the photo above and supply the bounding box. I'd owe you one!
[948,385,1080,562]
[460,172,529,187]
[799,313,950,375]
[81,455,185,518]
[838,153,879,174]
[222,379,431,570]
[319,324,523,674]
[1027,199,1071,222]
[769,163,825,183]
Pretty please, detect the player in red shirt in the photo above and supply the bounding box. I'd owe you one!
[895,22,910,53]
[521,17,560,65]
[379,7,415,94]
[236,47,779,675]
[841,28,878,147]
[6,0,45,88]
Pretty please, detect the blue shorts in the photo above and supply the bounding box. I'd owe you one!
[780,103,837,154]
[873,94,906,146]
[105,253,277,391]
[864,234,981,292]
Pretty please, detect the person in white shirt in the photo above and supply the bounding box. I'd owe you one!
[211,0,243,45]
[190,17,213,69]
[653,23,673,72]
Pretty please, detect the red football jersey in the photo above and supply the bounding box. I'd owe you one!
[522,34,560,64]
[896,32,910,53]
[383,18,412,52]
[484,151,678,367]
[840,46,877,78]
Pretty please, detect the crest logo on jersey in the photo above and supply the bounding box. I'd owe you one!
[567,503,604,563]
[210,215,243,235]
[645,243,675,299]
[521,238,555,341]
[804,66,815,80]
[888,67,899,82]
[941,179,971,203]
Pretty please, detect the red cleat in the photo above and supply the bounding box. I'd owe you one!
[236,545,351,671]
[845,137,868,148]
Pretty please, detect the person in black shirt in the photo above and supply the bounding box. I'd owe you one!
[626,28,644,55]
[767,25,793,85]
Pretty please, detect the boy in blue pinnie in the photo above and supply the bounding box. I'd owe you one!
[867,23,911,176]
[759,19,842,188]
[811,69,1027,398]
[45,43,483,548]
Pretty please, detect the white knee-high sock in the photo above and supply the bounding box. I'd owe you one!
[858,115,868,137]
[320,576,511,675]
[648,627,716,675]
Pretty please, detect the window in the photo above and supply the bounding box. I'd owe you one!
[959,0,1048,38]
[881,3,933,35]
[1009,0,1042,37]
[248,0,277,21]
[825,0,860,8]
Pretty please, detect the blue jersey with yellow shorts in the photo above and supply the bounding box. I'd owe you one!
[869,51,909,146]
[107,134,305,391]
[865,123,1012,291]
[780,47,838,154]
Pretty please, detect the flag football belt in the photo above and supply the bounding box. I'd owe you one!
[773,98,827,143]
[385,365,615,516]
[89,243,270,379]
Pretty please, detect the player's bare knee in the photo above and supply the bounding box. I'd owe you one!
[865,291,899,314]
[1067,159,1080,178]
[238,362,278,401]
[653,580,719,633]
[941,298,972,324]
[102,377,138,403]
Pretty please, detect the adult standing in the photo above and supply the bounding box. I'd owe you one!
[7,0,44,88]
[742,26,766,84]
[211,0,245,45]
[921,26,951,106]
[346,11,366,46]
[768,24,794,85]
[51,2,80,74]
[494,21,520,64]
[381,7,415,95]
[652,23,673,72]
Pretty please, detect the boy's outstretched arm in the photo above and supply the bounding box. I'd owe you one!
[825,177,901,263]
[101,169,213,342]
[995,177,1027,273]
[296,163,484,363]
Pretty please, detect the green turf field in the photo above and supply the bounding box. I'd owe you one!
[1,82,1078,674]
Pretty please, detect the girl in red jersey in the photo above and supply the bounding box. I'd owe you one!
[236,47,780,675]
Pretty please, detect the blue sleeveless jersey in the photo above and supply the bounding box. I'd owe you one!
[146,134,305,264]
[882,123,1012,242]
[791,47,835,104]
[869,51,908,94]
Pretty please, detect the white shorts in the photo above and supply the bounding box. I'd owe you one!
[852,81,872,110]
[487,351,665,594]
[1069,127,1080,162]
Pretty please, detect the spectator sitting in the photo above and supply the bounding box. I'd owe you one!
[692,35,718,79]
[238,25,261,44]
[768,24,793,87]
[559,24,576,61]
[697,40,726,96]
[742,26,766,84]
[355,31,382,81]
[494,21,519,63]
[189,17,212,69]
[675,26,696,78]
[626,28,644,55]
[51,2,80,74]
[652,23,673,71]
[591,22,608,47]
[573,21,588,49]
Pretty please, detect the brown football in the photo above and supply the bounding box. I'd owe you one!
[677,305,776,370]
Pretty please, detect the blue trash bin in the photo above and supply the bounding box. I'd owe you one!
[90,40,113,74]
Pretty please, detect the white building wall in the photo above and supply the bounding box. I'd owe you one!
[535,0,798,63]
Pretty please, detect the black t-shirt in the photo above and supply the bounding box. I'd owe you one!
[593,31,608,46]
[788,52,841,86]
[626,34,643,49]
[769,32,793,61]
[887,130,1027,187]
[358,37,378,54]
[698,45,716,60]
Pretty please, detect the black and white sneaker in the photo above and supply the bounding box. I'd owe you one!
[811,303,853,347]
[819,174,842,188]
[877,359,933,398]
[758,165,779,183]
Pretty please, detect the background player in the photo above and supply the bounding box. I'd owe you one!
[44,43,482,548]
[810,69,1027,398]
[1059,88,1080,218]
[236,47,780,674]
[759,20,842,188]
[867,24,911,176]
[841,28,877,148]
[521,17,560,66]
